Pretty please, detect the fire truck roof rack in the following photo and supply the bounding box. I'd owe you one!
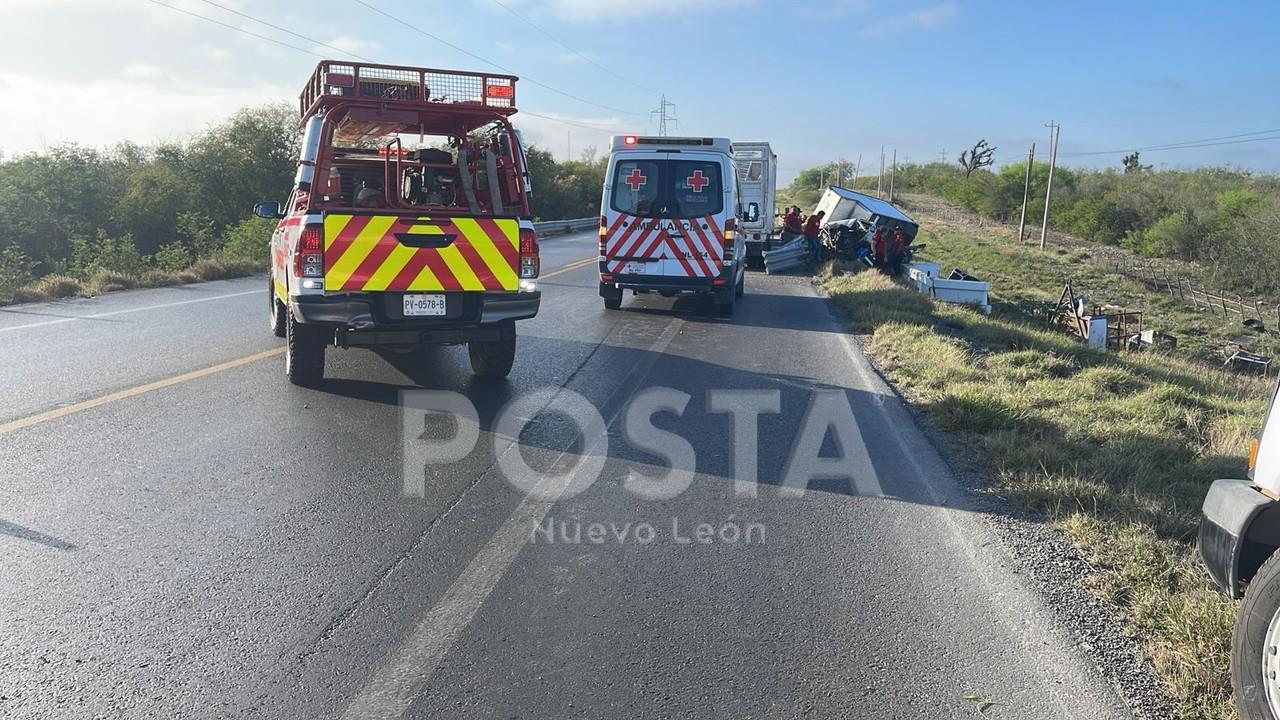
[299,61,518,121]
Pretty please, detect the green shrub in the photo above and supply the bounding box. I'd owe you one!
[0,245,36,301]
[153,241,193,272]
[71,231,148,277]
[218,216,274,264]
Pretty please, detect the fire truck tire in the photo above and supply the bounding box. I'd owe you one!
[469,321,516,379]
[735,271,745,298]
[286,312,326,386]
[1234,549,1280,719]
[269,280,286,338]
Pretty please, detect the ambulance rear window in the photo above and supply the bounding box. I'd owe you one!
[610,159,662,216]
[670,160,722,218]
[610,159,723,218]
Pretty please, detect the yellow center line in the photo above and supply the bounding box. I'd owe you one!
[541,256,596,279]
[0,347,284,436]
[3,256,597,435]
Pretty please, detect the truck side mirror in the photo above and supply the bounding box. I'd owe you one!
[745,202,760,223]
[254,201,283,219]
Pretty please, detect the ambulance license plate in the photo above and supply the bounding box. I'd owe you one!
[623,261,648,275]
[403,294,447,316]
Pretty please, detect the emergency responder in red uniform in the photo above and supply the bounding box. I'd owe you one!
[871,226,887,268]
[782,206,804,243]
[804,210,825,262]
[890,227,908,275]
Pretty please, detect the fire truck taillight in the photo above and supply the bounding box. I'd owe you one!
[519,228,540,280]
[295,224,324,279]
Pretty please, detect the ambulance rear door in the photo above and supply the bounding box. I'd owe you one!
[661,152,727,281]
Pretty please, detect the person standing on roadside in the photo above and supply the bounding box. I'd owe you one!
[782,206,804,243]
[871,224,887,268]
[804,210,825,262]
[890,227,908,275]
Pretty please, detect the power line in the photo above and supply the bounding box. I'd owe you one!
[144,0,324,58]
[190,0,375,62]
[146,0,643,135]
[486,0,656,93]
[353,0,646,117]
[1058,127,1280,158]
[520,111,632,133]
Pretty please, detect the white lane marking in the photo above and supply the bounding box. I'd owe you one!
[0,287,261,333]
[341,319,684,720]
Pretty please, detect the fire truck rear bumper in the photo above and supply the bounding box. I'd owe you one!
[290,291,541,330]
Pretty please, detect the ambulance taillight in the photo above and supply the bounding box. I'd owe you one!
[722,218,737,261]
[624,136,638,146]
[519,228,540,279]
[598,216,608,253]
[295,225,324,279]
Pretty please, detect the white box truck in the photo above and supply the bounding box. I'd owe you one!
[732,143,776,266]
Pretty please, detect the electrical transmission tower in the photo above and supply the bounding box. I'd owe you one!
[650,95,677,137]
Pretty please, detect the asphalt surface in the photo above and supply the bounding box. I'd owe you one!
[0,229,1134,719]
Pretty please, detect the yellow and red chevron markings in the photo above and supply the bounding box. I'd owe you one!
[323,214,519,292]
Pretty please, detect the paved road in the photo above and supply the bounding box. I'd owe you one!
[0,230,1132,719]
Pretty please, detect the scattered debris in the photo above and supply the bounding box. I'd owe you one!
[1050,282,1145,351]
[962,692,998,715]
[906,262,991,314]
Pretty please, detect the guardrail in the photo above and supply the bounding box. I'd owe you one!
[763,238,808,274]
[533,217,598,235]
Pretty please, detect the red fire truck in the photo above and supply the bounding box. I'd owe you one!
[256,61,540,385]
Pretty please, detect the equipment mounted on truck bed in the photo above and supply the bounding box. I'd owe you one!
[258,61,541,385]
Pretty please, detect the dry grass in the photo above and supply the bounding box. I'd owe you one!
[2,259,264,306]
[824,223,1269,720]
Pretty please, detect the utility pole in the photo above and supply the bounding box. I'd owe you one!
[1040,122,1060,250]
[567,130,572,162]
[650,95,677,137]
[939,149,948,164]
[853,153,862,187]
[1017,142,1035,242]
[889,148,897,201]
[877,146,885,199]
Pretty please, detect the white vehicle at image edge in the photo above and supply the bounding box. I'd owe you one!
[597,135,752,315]
[1201,375,1280,718]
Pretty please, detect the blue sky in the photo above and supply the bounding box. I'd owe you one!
[2,0,1278,184]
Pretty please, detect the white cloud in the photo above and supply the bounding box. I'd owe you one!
[0,72,291,155]
[123,63,165,79]
[860,2,957,36]
[533,0,755,21]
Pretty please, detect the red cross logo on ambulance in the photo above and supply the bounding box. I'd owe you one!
[686,170,709,193]
[624,168,647,192]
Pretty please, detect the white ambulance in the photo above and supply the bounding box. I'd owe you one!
[597,136,753,315]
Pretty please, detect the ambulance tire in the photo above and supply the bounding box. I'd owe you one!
[602,285,623,310]
[269,280,286,338]
[1233,549,1280,719]
[469,321,517,379]
[734,271,745,298]
[716,294,736,316]
[286,312,326,386]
